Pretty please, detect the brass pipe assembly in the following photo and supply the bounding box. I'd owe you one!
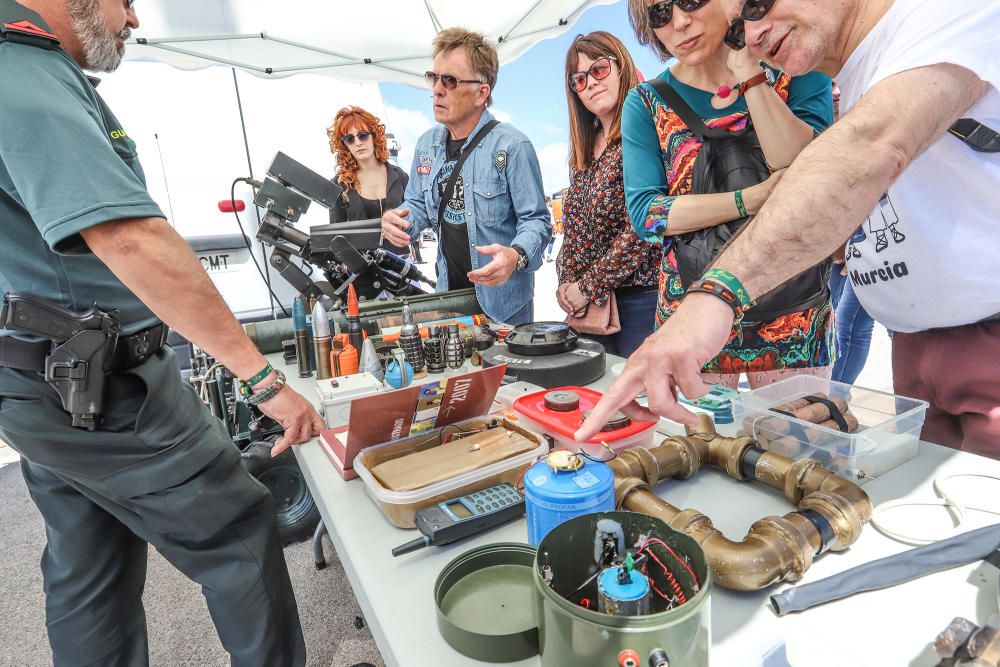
[607,415,872,591]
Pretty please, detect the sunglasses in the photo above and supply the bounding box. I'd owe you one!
[341,131,372,145]
[424,71,483,91]
[724,0,778,50]
[568,56,617,93]
[646,0,712,29]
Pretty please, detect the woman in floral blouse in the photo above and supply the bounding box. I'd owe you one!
[621,0,835,387]
[556,31,662,357]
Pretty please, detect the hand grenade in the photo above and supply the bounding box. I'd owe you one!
[424,325,446,374]
[444,323,465,369]
[398,303,425,375]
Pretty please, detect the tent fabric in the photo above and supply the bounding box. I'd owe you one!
[125,0,618,85]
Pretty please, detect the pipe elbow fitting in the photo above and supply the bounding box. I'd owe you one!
[700,516,812,590]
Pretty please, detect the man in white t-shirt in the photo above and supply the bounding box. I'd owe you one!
[578,0,1000,457]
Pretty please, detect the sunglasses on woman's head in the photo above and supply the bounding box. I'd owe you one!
[646,0,712,29]
[424,71,483,91]
[341,132,372,145]
[724,0,778,50]
[569,56,617,93]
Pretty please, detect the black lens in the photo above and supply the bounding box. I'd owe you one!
[724,17,746,50]
[742,0,776,21]
[678,0,711,12]
[647,0,673,29]
[357,132,371,141]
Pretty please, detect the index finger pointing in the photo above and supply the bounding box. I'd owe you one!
[574,368,645,441]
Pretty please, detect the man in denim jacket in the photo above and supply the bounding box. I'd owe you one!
[382,28,551,325]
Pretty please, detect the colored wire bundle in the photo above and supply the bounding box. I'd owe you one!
[637,536,700,606]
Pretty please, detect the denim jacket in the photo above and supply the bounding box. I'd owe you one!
[399,110,552,324]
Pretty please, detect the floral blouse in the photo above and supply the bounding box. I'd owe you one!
[556,140,661,306]
[621,70,837,373]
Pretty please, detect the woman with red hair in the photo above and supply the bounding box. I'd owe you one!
[328,106,410,254]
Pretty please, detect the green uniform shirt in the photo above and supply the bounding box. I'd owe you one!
[0,6,164,335]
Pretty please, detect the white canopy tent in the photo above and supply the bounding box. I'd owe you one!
[125,0,618,85]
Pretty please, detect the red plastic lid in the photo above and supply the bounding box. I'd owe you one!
[512,386,655,444]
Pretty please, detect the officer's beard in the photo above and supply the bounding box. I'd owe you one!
[66,0,131,73]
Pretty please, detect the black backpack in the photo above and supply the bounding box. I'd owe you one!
[647,78,831,322]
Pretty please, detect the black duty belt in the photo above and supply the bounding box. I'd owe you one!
[0,322,168,373]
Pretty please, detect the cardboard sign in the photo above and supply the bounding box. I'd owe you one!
[342,364,506,457]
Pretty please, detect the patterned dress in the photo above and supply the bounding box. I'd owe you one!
[622,70,836,373]
[556,140,661,305]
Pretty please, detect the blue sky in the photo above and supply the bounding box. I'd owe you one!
[378,0,668,197]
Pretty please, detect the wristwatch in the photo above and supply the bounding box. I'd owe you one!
[511,244,529,271]
[737,63,778,96]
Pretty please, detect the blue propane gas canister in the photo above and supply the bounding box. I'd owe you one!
[523,451,615,546]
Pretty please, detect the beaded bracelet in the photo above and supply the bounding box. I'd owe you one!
[701,268,753,312]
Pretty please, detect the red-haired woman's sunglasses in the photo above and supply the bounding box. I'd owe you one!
[341,132,372,145]
[569,56,617,93]
[724,0,778,50]
[647,0,712,29]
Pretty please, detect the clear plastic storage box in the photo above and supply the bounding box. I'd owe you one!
[731,375,928,482]
[353,416,548,529]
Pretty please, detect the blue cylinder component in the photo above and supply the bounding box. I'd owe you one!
[598,566,650,603]
[523,457,615,546]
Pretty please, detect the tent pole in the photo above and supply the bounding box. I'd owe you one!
[231,68,278,321]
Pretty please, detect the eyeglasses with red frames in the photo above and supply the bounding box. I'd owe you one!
[568,56,617,93]
[341,132,372,145]
[646,0,712,29]
[724,0,778,50]
[424,71,484,91]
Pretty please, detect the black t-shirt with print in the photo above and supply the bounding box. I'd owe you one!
[438,136,474,290]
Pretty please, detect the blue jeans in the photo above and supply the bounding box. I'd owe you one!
[830,269,875,384]
[583,286,658,358]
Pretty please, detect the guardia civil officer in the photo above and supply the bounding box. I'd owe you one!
[0,1,327,664]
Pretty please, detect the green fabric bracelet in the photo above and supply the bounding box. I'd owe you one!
[702,268,753,311]
[734,190,748,218]
[244,362,274,387]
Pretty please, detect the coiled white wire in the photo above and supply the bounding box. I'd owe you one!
[870,473,1000,546]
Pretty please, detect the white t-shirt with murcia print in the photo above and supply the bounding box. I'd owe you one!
[835,0,1000,333]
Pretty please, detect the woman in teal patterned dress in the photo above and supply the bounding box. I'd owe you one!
[621,0,836,388]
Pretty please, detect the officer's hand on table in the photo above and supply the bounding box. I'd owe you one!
[257,387,325,456]
[381,208,413,248]
[574,293,736,440]
[468,245,519,287]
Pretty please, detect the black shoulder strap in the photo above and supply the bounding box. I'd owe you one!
[646,78,730,141]
[437,119,500,224]
[949,118,1000,153]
